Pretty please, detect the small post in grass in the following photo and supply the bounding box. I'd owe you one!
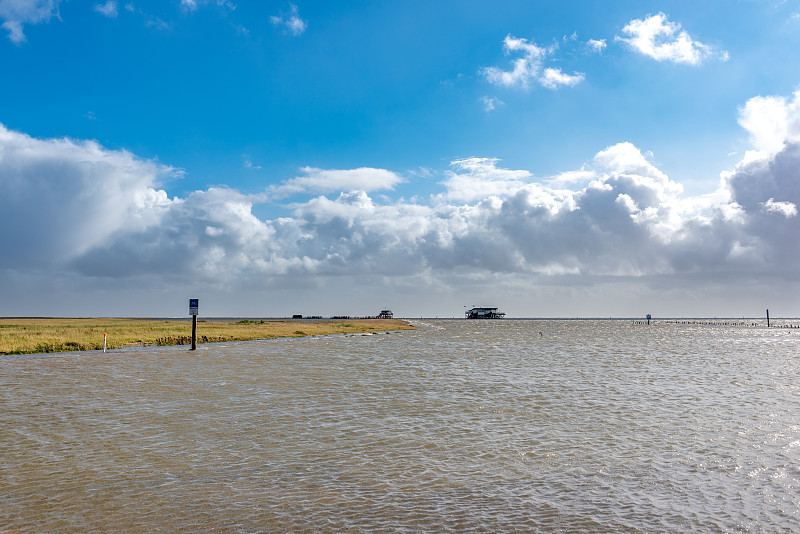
[190,298,199,350]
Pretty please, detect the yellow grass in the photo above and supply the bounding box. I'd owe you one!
[0,318,416,355]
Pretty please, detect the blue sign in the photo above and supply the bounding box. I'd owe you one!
[189,298,199,316]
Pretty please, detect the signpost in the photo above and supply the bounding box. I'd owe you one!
[189,298,198,350]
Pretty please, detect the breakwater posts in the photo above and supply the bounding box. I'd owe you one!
[663,320,761,327]
[658,320,799,328]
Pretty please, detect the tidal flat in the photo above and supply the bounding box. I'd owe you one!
[0,317,415,355]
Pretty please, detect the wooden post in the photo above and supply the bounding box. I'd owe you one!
[767,309,770,328]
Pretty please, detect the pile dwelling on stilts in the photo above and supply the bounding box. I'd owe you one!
[465,307,505,319]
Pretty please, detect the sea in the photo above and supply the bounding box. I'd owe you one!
[1,318,799,533]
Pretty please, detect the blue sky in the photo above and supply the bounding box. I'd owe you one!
[1,0,799,317]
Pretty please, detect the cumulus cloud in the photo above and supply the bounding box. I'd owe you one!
[2,88,800,315]
[616,12,726,65]
[720,142,800,273]
[482,34,585,90]
[0,124,176,269]
[271,3,306,36]
[0,0,61,43]
[737,90,800,160]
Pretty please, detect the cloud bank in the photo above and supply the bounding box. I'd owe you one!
[1,90,799,316]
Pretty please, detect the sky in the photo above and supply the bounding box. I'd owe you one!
[1,0,799,318]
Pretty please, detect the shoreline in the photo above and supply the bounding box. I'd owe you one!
[0,318,416,356]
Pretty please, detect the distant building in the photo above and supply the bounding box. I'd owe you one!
[377,310,393,319]
[465,307,505,319]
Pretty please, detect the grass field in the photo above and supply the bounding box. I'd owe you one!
[0,318,416,355]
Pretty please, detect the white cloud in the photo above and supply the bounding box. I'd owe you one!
[481,96,503,112]
[0,0,61,43]
[440,157,532,202]
[269,166,404,198]
[616,12,725,65]
[482,34,584,90]
[587,38,606,53]
[94,1,117,17]
[737,90,800,160]
[545,169,594,188]
[271,3,306,36]
[145,15,168,30]
[181,0,235,12]
[242,155,261,169]
[761,198,798,218]
[540,67,585,89]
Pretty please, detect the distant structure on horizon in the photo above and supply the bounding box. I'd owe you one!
[465,307,505,319]
[377,309,394,319]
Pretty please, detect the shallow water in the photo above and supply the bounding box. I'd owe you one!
[1,319,799,532]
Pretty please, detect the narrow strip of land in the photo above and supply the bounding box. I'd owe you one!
[0,318,416,355]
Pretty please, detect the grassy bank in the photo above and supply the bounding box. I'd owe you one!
[0,318,416,355]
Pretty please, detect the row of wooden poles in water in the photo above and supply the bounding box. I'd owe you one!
[658,320,799,328]
[633,310,799,328]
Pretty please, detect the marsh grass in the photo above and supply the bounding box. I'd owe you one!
[0,318,415,355]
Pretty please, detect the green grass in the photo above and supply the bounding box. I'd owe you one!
[0,318,416,355]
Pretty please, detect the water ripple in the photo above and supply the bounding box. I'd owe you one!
[1,320,799,532]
